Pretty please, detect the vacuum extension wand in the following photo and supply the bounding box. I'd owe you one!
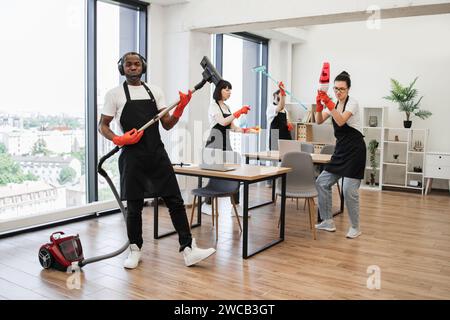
[252,65,308,110]
[81,56,222,268]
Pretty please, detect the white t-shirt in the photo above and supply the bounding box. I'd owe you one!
[266,104,287,126]
[324,96,362,133]
[101,83,166,134]
[208,101,233,128]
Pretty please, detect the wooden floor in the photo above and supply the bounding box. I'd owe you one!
[0,184,449,300]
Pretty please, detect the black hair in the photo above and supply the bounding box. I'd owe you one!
[334,71,351,88]
[273,89,281,105]
[213,80,232,103]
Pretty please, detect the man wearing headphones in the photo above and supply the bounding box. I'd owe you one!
[98,52,216,269]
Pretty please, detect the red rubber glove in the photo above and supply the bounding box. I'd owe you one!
[112,128,144,146]
[278,81,286,97]
[173,90,192,118]
[319,91,335,111]
[287,122,294,131]
[316,91,324,112]
[233,105,251,118]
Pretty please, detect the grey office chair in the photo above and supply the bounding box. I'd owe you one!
[275,151,317,239]
[189,151,242,240]
[300,142,314,154]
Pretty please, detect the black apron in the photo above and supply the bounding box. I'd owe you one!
[118,81,180,201]
[324,96,366,179]
[205,102,233,151]
[269,110,291,150]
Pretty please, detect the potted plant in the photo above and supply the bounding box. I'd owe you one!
[383,77,432,128]
[368,139,379,186]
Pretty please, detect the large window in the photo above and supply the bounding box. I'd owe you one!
[215,33,268,153]
[0,0,86,225]
[0,0,147,234]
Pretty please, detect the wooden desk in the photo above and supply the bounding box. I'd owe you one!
[243,150,343,218]
[153,164,292,259]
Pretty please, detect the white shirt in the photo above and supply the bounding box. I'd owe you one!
[208,101,233,128]
[266,103,287,126]
[324,96,362,133]
[101,83,166,134]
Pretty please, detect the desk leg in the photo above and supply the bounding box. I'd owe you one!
[153,197,159,239]
[243,182,249,259]
[272,178,276,202]
[280,174,286,239]
[197,177,202,224]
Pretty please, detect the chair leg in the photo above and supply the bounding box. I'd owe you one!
[230,196,242,233]
[303,199,307,210]
[307,198,317,240]
[296,198,299,210]
[211,197,215,227]
[215,197,219,240]
[336,180,341,196]
[305,198,313,230]
[189,195,197,228]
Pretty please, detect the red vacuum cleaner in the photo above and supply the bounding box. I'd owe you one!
[38,56,223,271]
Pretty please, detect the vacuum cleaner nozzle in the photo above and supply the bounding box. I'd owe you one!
[200,56,222,86]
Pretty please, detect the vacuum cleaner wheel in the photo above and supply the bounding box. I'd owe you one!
[38,247,53,269]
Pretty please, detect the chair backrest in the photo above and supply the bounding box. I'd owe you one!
[279,139,302,158]
[281,151,317,191]
[300,143,314,154]
[204,150,241,193]
[320,144,335,155]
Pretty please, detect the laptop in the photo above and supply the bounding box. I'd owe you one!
[199,149,237,172]
[278,139,303,159]
[199,163,236,172]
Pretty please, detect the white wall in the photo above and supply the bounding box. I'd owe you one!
[292,13,450,188]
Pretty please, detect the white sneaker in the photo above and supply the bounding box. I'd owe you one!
[123,244,142,269]
[315,219,336,232]
[346,227,362,239]
[229,204,251,217]
[183,238,216,267]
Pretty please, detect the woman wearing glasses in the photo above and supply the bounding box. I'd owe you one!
[314,71,366,239]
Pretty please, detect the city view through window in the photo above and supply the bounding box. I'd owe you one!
[0,1,140,228]
[0,1,86,224]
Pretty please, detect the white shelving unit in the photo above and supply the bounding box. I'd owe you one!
[382,127,428,194]
[361,107,386,191]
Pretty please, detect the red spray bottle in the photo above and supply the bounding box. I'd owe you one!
[319,62,330,92]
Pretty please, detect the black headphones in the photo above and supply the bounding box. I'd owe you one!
[117,52,147,76]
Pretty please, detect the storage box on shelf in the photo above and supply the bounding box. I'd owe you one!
[292,122,334,154]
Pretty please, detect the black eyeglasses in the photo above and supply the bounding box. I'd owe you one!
[333,86,348,93]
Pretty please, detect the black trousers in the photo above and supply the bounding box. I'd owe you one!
[126,193,192,252]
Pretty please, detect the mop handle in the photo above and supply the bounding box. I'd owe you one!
[256,68,308,110]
